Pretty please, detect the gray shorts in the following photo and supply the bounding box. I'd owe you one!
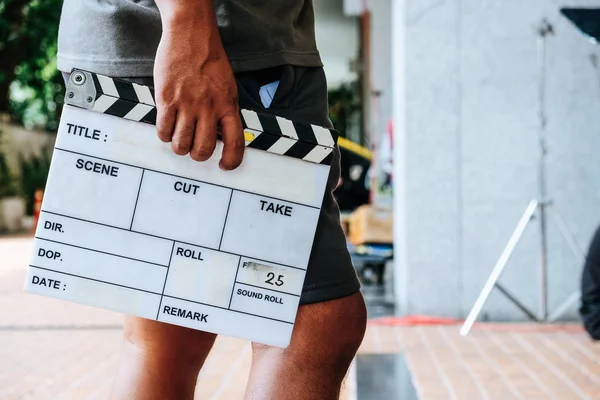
[62,65,360,305]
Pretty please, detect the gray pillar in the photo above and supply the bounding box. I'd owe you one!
[391,0,600,320]
[391,0,408,314]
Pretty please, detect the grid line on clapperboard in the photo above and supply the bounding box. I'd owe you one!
[33,236,169,267]
[161,294,294,324]
[27,265,295,325]
[218,191,234,251]
[228,257,243,309]
[40,210,306,272]
[129,169,145,230]
[28,265,163,296]
[53,147,320,211]
[237,282,300,297]
[155,242,175,320]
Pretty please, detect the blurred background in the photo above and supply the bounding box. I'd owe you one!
[2,0,600,399]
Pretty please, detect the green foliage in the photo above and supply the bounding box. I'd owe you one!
[12,46,64,131]
[0,0,64,131]
[328,81,361,139]
[0,139,21,198]
[18,149,51,214]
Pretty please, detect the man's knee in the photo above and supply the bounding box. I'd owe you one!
[306,292,367,371]
[252,291,366,378]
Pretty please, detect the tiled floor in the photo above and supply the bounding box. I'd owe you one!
[2,237,600,399]
[362,322,600,400]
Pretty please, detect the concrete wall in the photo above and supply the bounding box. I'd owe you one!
[392,0,600,320]
[367,0,393,149]
[314,0,360,89]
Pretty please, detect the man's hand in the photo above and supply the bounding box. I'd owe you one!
[153,1,244,170]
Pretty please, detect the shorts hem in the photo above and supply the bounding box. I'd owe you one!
[58,51,323,76]
[299,276,361,305]
[57,55,155,77]
[227,52,323,73]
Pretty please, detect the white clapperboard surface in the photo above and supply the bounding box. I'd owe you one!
[23,69,337,348]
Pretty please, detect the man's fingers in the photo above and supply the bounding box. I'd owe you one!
[219,114,245,170]
[156,104,176,143]
[190,112,218,162]
[171,113,195,156]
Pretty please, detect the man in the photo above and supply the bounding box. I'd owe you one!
[581,224,600,340]
[57,1,366,399]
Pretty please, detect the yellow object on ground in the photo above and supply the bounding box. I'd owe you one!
[348,204,393,245]
[337,136,372,160]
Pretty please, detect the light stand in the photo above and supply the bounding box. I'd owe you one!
[461,17,589,336]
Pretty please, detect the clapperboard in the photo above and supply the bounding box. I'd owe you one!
[23,69,337,348]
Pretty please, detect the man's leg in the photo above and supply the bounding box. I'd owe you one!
[237,64,367,399]
[110,316,217,400]
[245,292,367,400]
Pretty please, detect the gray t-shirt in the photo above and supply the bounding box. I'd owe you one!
[57,0,323,77]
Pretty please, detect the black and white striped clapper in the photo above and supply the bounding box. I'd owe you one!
[66,70,338,165]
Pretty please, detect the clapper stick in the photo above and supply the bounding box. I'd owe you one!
[23,69,338,348]
[69,70,337,164]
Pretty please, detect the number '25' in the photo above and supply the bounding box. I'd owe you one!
[265,272,284,286]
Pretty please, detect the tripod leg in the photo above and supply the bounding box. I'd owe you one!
[548,210,585,322]
[552,210,586,263]
[549,291,580,322]
[460,200,538,336]
[495,283,540,321]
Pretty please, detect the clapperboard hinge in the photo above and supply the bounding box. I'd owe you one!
[65,69,338,165]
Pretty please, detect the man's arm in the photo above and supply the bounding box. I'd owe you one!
[153,0,244,170]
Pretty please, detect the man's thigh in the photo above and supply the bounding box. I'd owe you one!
[245,291,366,400]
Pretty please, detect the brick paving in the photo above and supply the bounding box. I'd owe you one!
[360,323,600,400]
[2,237,600,399]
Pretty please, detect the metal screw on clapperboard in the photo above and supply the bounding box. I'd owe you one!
[67,71,94,104]
[72,71,86,85]
[69,71,85,98]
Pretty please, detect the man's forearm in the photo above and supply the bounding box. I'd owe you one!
[152,0,244,170]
